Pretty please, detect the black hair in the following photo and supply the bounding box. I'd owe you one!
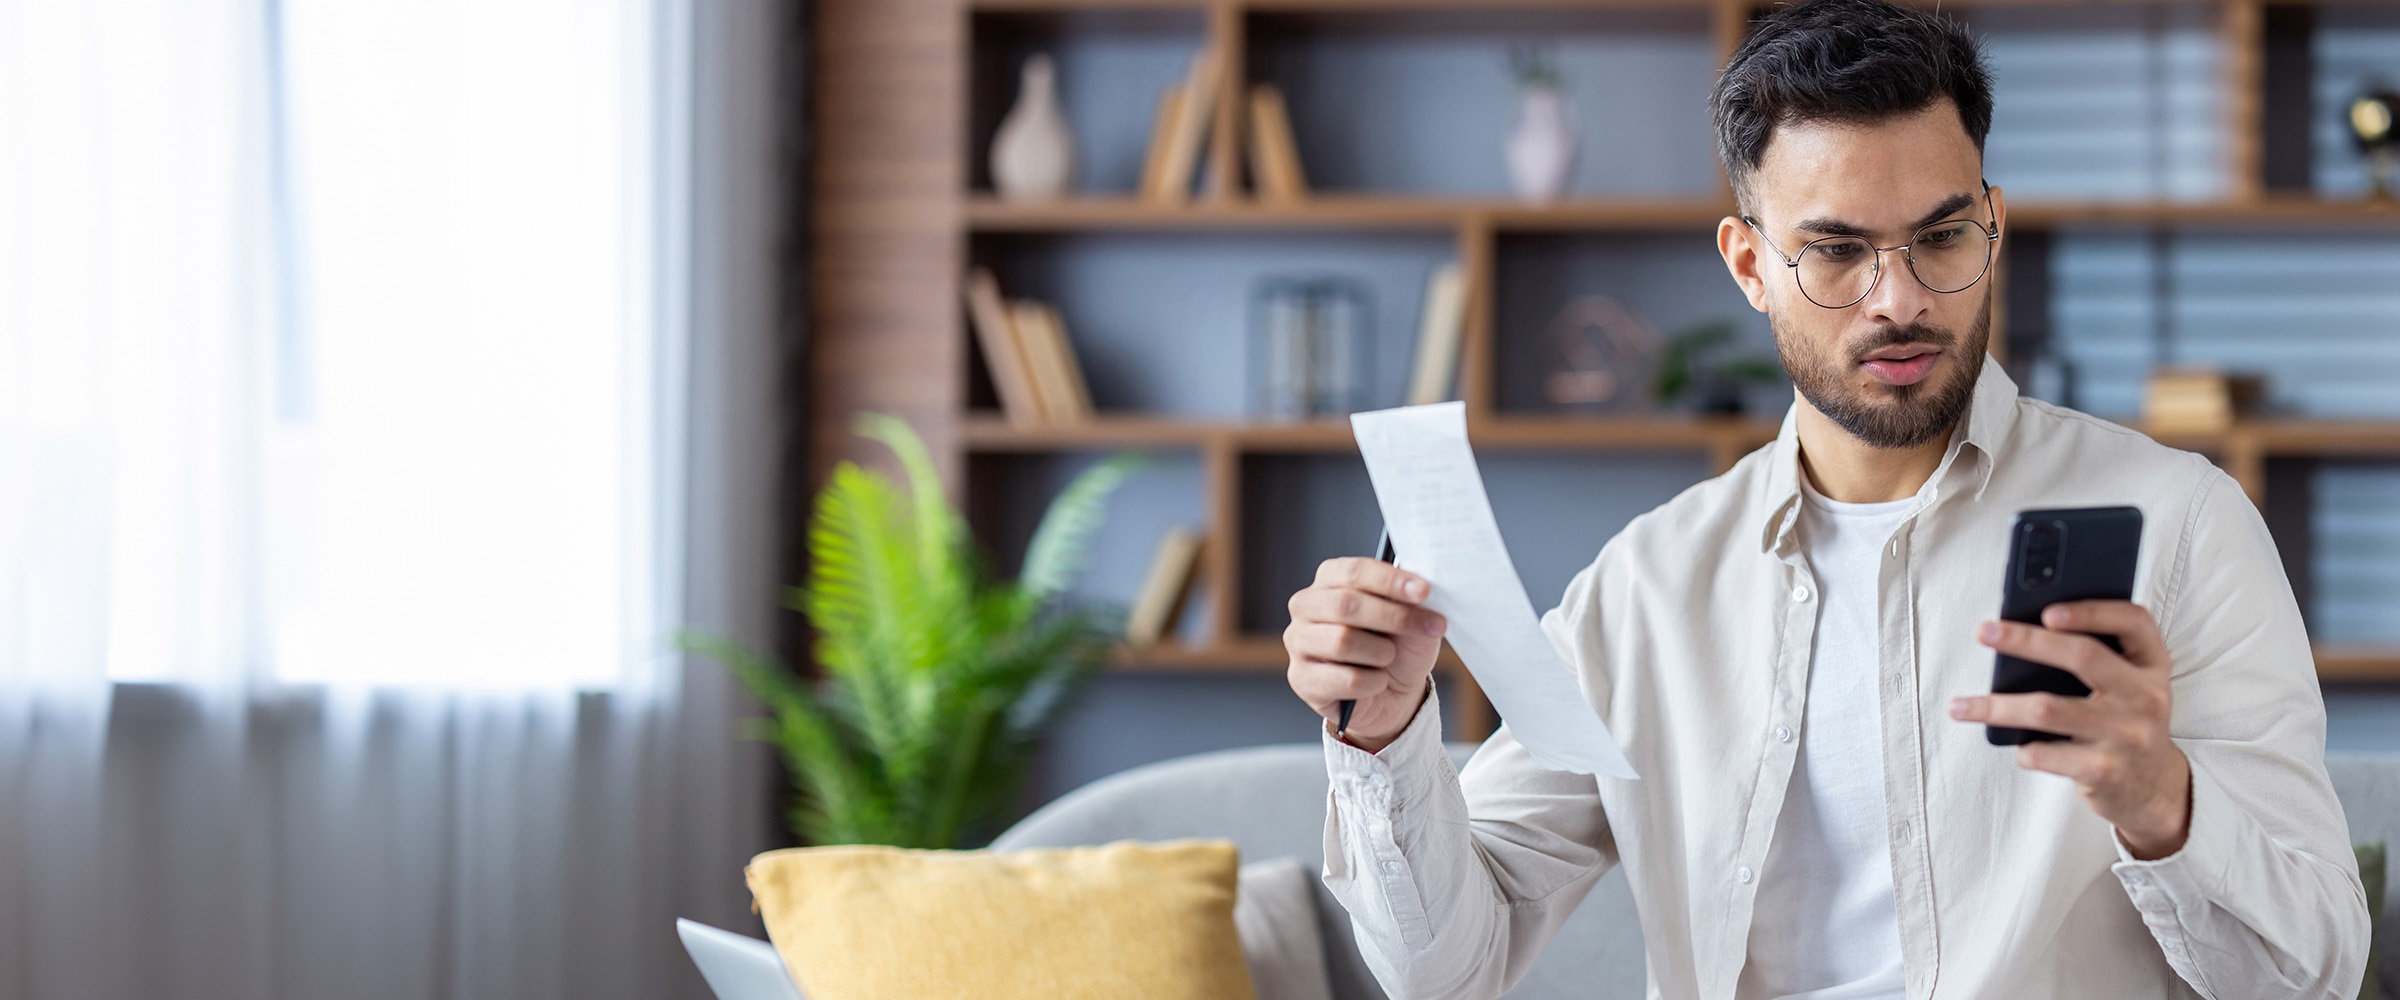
[1709,0,1994,209]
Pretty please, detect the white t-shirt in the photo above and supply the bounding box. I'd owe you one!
[1736,470,1914,1000]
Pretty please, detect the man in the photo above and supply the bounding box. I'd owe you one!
[1281,1,2373,997]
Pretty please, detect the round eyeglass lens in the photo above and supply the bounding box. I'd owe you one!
[1906,219,1991,293]
[1795,237,1879,308]
[1790,219,1993,308]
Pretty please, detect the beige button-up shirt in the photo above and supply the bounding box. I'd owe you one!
[1320,363,2371,1000]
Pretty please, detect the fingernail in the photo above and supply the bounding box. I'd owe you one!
[2042,606,2069,627]
[1978,621,2001,643]
[1406,579,1429,600]
[1948,697,1972,719]
[1424,616,1445,636]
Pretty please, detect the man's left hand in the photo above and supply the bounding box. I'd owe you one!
[1948,600,2192,861]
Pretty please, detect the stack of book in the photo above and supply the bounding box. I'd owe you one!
[966,268,1094,425]
[2141,368,2260,435]
[1136,47,1311,204]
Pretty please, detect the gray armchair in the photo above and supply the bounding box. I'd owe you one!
[993,745,2400,1000]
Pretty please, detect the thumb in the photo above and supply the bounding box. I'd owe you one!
[1388,627,1445,689]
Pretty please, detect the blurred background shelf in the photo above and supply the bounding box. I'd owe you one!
[960,413,1781,453]
[817,0,2400,800]
[971,193,2400,233]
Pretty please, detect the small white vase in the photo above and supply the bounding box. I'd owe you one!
[991,54,1076,201]
[1507,86,1579,203]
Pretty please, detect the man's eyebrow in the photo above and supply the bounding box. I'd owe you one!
[1793,192,1980,239]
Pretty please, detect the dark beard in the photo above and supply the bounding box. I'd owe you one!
[1773,296,1989,451]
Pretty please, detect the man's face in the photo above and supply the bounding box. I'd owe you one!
[1720,99,2004,450]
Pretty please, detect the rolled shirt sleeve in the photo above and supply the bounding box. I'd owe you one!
[1321,684,1619,1000]
[2112,465,2372,999]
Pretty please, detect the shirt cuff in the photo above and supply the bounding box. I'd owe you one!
[2111,761,2239,930]
[1321,682,1444,774]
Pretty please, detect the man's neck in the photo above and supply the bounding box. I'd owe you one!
[1793,399,1955,504]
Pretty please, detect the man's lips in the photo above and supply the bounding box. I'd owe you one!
[1859,344,1941,386]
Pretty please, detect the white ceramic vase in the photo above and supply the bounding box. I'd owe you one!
[1507,86,1578,203]
[991,54,1076,201]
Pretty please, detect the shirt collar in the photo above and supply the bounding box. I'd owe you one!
[1757,357,2021,553]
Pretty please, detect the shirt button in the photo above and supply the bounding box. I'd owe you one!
[1772,725,1792,743]
[1381,860,1403,874]
[1735,866,1754,884]
[1791,585,1812,602]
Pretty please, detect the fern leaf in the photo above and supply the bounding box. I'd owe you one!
[1018,452,1144,606]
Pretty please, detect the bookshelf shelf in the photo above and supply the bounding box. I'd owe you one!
[968,193,2400,234]
[964,194,1736,232]
[970,0,2232,12]
[961,413,1786,456]
[2313,647,2400,684]
[1119,637,2397,690]
[968,414,2400,456]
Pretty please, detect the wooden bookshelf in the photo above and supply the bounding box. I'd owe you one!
[813,0,2400,760]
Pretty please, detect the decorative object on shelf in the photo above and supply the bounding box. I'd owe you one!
[990,54,1077,201]
[1246,84,1310,204]
[1251,275,1372,420]
[1141,47,1222,204]
[684,414,1142,847]
[1405,264,1468,405]
[2141,367,2262,435]
[1541,295,1659,412]
[2348,84,2400,200]
[1125,526,1204,649]
[1505,44,1577,203]
[1649,320,1782,416]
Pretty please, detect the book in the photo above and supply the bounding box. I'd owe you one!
[2143,368,2231,434]
[1010,300,1093,423]
[1404,264,1468,405]
[1125,527,1204,648]
[1138,85,1186,203]
[965,269,1046,425]
[1141,47,1220,204]
[1246,85,1309,203]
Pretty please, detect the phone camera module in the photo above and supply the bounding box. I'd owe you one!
[2018,520,2067,590]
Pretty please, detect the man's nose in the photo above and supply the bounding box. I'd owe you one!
[1858,249,1939,329]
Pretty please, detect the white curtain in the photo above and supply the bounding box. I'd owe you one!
[0,0,779,996]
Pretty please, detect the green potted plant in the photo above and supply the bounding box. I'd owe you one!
[1650,319,1784,416]
[686,413,1141,848]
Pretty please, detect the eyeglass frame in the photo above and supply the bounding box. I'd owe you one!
[1740,183,2002,310]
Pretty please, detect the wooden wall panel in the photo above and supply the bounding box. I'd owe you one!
[811,0,965,487]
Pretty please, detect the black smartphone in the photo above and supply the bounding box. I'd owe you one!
[1986,506,2144,746]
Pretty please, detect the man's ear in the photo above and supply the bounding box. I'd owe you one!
[1718,216,1771,314]
[1986,183,2008,258]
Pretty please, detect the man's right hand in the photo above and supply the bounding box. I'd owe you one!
[1284,557,1447,752]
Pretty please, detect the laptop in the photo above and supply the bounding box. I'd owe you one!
[676,918,807,1000]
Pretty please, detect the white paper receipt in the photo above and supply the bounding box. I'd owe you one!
[1350,401,1637,779]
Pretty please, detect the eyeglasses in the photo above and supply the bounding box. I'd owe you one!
[1742,186,2001,310]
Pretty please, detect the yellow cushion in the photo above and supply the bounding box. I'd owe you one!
[745,838,1259,1000]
